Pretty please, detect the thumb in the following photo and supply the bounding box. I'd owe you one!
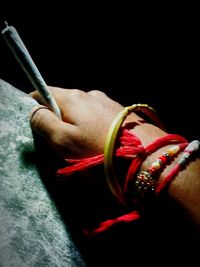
[30,105,62,138]
[30,105,77,151]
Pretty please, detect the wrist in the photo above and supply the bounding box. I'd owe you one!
[133,122,200,230]
[168,157,200,230]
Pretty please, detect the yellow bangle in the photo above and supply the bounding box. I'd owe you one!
[104,104,165,204]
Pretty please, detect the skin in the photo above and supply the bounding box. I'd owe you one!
[30,86,200,232]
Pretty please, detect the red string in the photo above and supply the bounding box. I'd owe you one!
[124,134,188,192]
[57,128,143,177]
[83,210,140,237]
[156,164,181,194]
[56,127,189,236]
[156,140,200,194]
[57,131,187,179]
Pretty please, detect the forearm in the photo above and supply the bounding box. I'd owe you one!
[128,117,200,230]
[169,158,200,229]
[30,87,200,233]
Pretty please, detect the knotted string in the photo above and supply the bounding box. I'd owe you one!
[57,126,189,236]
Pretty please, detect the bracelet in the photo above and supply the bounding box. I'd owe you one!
[132,143,187,200]
[156,140,200,194]
[104,104,165,204]
[124,134,188,193]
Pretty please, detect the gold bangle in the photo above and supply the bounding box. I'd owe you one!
[104,104,164,204]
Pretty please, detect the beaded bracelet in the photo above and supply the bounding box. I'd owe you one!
[124,134,188,193]
[156,140,200,194]
[132,143,187,200]
[104,104,165,204]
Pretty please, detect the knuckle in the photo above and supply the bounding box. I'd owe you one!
[70,89,85,98]
[87,90,106,97]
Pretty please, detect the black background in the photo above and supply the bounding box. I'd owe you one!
[1,6,199,266]
[1,6,199,140]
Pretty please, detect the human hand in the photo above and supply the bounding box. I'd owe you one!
[30,86,166,159]
[29,86,200,232]
[30,87,126,158]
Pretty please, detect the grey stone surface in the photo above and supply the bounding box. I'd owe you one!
[0,79,86,267]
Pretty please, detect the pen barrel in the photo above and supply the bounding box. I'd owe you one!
[2,25,61,118]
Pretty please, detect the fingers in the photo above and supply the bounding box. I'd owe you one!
[29,86,85,105]
[30,87,106,106]
[29,86,67,106]
[29,87,87,121]
[30,105,78,156]
[29,91,45,104]
[30,105,65,138]
[30,105,50,120]
[29,87,126,158]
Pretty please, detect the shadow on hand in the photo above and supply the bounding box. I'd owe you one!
[30,131,200,267]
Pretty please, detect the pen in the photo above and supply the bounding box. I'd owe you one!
[1,22,61,118]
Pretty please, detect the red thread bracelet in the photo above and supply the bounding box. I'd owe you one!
[124,134,188,194]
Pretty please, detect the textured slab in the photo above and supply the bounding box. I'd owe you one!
[0,79,86,267]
